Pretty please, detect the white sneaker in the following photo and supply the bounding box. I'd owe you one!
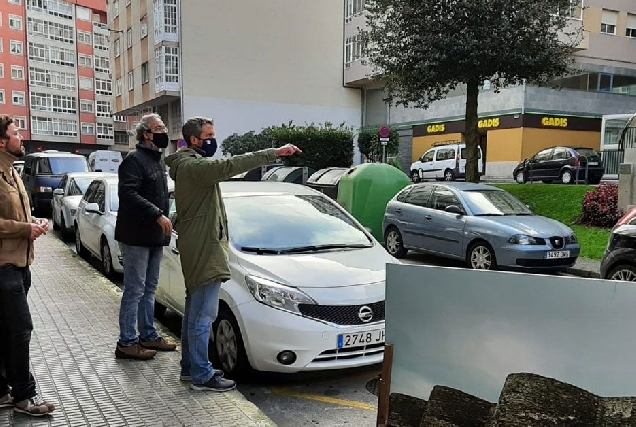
[14,395,55,417]
[0,393,13,409]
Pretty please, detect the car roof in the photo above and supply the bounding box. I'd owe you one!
[66,172,116,178]
[412,182,499,191]
[218,181,319,197]
[25,151,85,158]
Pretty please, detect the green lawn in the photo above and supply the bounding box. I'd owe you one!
[492,184,610,260]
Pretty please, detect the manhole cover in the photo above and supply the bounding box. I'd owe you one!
[366,374,381,397]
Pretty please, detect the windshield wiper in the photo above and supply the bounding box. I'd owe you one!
[475,213,504,216]
[240,247,282,255]
[279,243,372,254]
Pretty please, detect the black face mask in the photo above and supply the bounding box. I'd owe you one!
[202,138,217,157]
[152,132,170,149]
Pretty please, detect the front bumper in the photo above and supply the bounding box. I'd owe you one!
[237,300,385,373]
[496,243,580,270]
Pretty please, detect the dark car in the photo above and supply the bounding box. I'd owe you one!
[512,146,604,185]
[227,163,282,181]
[600,207,636,281]
[21,151,89,215]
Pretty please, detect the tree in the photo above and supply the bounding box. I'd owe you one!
[357,126,400,162]
[363,0,582,182]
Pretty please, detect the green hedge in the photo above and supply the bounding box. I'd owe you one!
[357,127,400,162]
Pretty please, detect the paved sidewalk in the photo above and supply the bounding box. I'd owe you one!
[566,257,601,279]
[0,233,276,427]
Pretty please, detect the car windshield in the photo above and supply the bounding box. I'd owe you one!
[461,189,532,216]
[224,194,371,252]
[68,177,95,196]
[110,185,119,212]
[39,157,88,175]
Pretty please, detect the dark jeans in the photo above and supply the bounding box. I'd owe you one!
[0,265,37,402]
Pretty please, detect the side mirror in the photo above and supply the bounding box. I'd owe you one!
[445,205,464,215]
[526,204,534,212]
[85,202,103,215]
[53,189,64,196]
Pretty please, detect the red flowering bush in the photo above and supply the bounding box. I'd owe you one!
[578,183,623,228]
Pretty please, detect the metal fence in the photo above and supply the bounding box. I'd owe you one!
[601,150,624,175]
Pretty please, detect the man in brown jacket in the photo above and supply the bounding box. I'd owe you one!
[0,115,55,417]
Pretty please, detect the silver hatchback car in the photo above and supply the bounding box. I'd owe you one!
[382,182,580,271]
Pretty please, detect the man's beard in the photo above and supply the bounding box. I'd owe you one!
[9,145,25,158]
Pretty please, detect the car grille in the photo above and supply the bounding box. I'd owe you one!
[298,301,385,326]
[312,342,385,362]
[549,236,565,249]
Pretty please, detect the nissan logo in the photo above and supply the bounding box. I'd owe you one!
[358,306,374,323]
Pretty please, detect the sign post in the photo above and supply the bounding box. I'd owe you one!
[379,126,391,163]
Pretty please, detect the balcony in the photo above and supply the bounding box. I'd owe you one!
[154,0,179,44]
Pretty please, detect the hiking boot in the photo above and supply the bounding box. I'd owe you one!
[14,395,55,417]
[180,369,224,382]
[0,393,13,409]
[115,343,156,360]
[139,336,176,352]
[190,375,236,392]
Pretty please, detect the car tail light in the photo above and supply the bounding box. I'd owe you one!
[574,157,580,167]
[616,207,636,227]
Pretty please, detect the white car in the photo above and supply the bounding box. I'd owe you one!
[157,181,397,376]
[52,172,116,240]
[74,175,124,277]
[410,143,483,182]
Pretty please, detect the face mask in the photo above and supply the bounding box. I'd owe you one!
[202,138,217,157]
[152,132,170,149]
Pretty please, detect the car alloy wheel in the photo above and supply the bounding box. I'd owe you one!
[101,240,112,277]
[561,170,573,184]
[515,171,525,184]
[75,229,82,254]
[385,228,407,258]
[411,170,420,183]
[609,265,636,282]
[444,169,455,181]
[215,319,239,373]
[469,243,495,270]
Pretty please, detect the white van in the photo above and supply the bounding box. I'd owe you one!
[88,150,123,173]
[410,143,483,182]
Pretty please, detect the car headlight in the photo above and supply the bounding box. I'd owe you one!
[565,233,578,244]
[508,234,541,245]
[245,275,316,314]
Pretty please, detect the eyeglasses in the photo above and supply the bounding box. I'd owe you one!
[150,125,168,133]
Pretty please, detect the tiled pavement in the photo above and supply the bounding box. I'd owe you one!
[0,233,276,427]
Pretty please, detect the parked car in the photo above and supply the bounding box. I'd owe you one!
[21,151,89,215]
[227,163,282,181]
[512,146,604,185]
[52,172,116,240]
[410,143,483,183]
[12,160,24,176]
[74,175,123,278]
[383,182,580,271]
[157,181,397,376]
[600,207,636,281]
[88,150,123,173]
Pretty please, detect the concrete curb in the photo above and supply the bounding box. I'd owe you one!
[565,267,600,279]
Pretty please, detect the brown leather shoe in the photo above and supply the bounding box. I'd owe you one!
[115,343,156,360]
[139,337,177,352]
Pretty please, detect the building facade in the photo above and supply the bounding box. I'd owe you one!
[0,0,115,155]
[346,0,636,177]
[107,0,362,159]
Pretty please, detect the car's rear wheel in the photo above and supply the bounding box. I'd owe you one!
[561,169,573,184]
[444,169,455,181]
[410,170,420,183]
[211,306,249,378]
[384,227,407,258]
[101,238,115,278]
[608,264,636,282]
[467,241,497,270]
[75,225,89,258]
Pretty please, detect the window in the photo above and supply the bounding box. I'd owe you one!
[96,123,114,140]
[80,100,94,113]
[113,0,119,16]
[627,14,636,38]
[94,56,110,74]
[93,33,108,51]
[344,35,364,67]
[10,40,23,55]
[10,66,24,80]
[12,91,26,106]
[0,90,4,104]
[128,71,134,91]
[14,117,27,130]
[534,149,554,162]
[27,0,73,20]
[96,100,110,117]
[405,186,433,207]
[78,54,93,67]
[31,116,78,137]
[141,62,149,83]
[76,6,91,21]
[154,0,179,40]
[155,46,180,91]
[113,115,126,122]
[140,21,148,38]
[29,67,76,91]
[81,123,94,135]
[27,17,75,44]
[0,65,4,79]
[420,150,435,163]
[552,147,568,160]
[431,187,462,212]
[95,78,112,95]
[435,148,456,161]
[9,0,23,5]
[114,39,121,57]
[601,9,618,35]
[28,42,75,67]
[116,78,122,96]
[78,31,92,45]
[345,0,366,21]
[79,77,93,90]
[127,28,132,48]
[0,39,2,53]
[115,132,128,145]
[30,92,77,113]
[9,15,23,30]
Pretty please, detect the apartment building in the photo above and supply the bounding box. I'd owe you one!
[346,0,636,177]
[0,0,115,155]
[108,0,362,158]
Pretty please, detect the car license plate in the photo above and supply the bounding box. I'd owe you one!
[588,162,599,166]
[338,329,385,349]
[546,250,570,259]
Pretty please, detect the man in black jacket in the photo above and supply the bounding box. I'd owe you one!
[114,113,175,360]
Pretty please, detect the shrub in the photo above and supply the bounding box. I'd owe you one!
[220,128,275,156]
[357,127,400,163]
[578,183,623,228]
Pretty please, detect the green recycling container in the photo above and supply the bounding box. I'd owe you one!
[337,163,411,242]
